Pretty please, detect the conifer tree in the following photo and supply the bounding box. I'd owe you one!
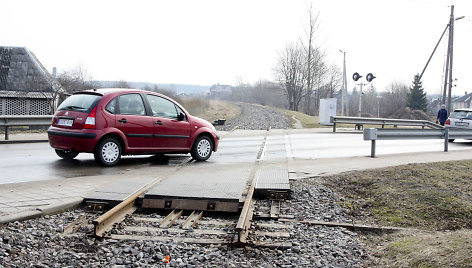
[407,74,428,112]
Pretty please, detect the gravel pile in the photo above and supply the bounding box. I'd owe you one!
[0,177,365,267]
[216,103,291,131]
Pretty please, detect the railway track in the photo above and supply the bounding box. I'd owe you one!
[64,127,294,248]
[64,199,294,248]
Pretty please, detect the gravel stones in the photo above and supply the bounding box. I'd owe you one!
[217,103,291,131]
[0,176,366,267]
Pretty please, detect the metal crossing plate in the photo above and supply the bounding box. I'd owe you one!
[143,164,253,212]
[84,177,154,206]
[255,165,290,191]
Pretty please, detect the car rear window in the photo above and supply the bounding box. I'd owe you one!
[58,94,102,112]
[450,111,472,119]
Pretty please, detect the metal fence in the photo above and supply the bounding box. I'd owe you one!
[0,115,52,140]
[363,127,472,157]
[330,116,443,132]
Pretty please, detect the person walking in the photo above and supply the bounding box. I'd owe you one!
[437,104,448,126]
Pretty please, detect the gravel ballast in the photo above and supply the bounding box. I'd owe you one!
[216,103,291,131]
[0,177,365,267]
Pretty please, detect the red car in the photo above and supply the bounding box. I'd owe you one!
[48,88,219,166]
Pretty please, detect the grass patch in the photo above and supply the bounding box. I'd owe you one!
[322,160,472,267]
[194,100,241,123]
[325,161,472,230]
[367,230,472,267]
[182,97,210,116]
[275,109,319,128]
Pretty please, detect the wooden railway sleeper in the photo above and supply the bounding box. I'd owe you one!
[159,209,183,228]
[182,210,203,229]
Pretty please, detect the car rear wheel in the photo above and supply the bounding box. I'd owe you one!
[191,136,213,161]
[94,138,121,166]
[55,149,79,160]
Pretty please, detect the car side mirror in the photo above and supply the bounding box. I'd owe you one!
[177,112,185,121]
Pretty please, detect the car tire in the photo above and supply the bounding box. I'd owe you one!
[448,139,455,142]
[55,149,79,160]
[94,138,122,166]
[191,136,213,161]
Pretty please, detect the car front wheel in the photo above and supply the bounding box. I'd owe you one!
[191,136,213,161]
[55,149,79,160]
[94,138,122,166]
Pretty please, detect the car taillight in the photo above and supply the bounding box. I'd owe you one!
[84,107,97,129]
[445,119,450,125]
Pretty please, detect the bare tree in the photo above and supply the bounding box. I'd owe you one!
[349,87,359,116]
[361,85,379,116]
[274,5,329,114]
[56,66,97,94]
[112,80,131,88]
[301,6,325,114]
[381,82,409,117]
[274,43,305,111]
[321,64,341,99]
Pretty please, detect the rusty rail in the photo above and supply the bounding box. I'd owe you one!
[93,158,193,237]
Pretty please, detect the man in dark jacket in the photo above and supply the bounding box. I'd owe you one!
[437,104,448,126]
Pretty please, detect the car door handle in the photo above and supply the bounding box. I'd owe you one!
[155,121,163,125]
[118,118,127,123]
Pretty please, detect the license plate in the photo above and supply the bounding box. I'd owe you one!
[58,118,74,126]
[455,122,468,127]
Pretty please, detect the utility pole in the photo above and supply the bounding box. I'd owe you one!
[339,50,348,115]
[443,5,453,112]
[446,5,455,115]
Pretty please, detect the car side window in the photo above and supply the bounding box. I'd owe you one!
[146,94,179,119]
[118,94,146,115]
[105,98,117,114]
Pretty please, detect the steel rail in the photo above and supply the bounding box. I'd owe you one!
[235,127,270,244]
[92,158,193,237]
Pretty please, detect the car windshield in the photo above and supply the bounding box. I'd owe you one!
[450,111,472,119]
[57,94,101,112]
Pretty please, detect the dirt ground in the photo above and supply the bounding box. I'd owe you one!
[321,160,472,267]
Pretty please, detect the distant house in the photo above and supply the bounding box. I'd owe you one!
[452,92,472,110]
[428,99,441,115]
[0,46,62,115]
[209,84,232,99]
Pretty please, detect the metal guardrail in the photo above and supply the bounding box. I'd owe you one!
[363,127,472,157]
[330,116,443,132]
[0,115,52,140]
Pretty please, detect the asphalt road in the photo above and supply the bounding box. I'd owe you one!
[1,128,472,184]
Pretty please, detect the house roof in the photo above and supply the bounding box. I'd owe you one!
[0,90,53,99]
[0,46,63,93]
[210,84,232,93]
[453,93,472,103]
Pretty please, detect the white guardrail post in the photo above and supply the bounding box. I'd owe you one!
[444,128,449,152]
[363,128,377,157]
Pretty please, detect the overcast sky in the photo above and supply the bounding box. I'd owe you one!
[2,0,471,95]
